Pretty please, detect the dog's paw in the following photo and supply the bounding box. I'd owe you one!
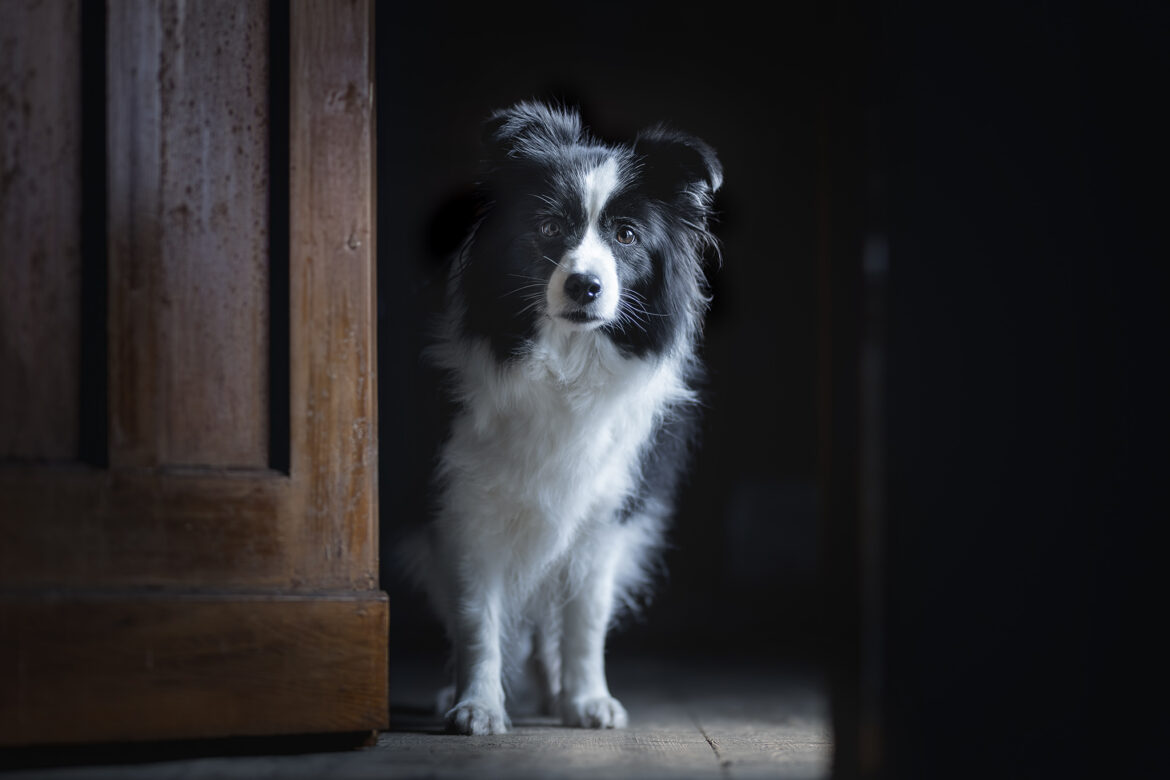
[446,700,510,735]
[562,695,629,729]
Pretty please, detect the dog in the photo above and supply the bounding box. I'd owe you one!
[403,101,722,735]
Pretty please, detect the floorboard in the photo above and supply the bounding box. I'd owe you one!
[1,656,830,779]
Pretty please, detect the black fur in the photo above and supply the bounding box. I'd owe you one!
[455,102,722,363]
[414,104,724,734]
[616,397,703,526]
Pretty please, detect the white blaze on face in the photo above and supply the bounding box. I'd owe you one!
[547,158,622,326]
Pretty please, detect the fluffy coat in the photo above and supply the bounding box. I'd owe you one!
[404,102,722,735]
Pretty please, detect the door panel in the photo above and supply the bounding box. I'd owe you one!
[0,0,385,745]
[0,0,82,461]
[107,0,272,469]
[1,594,387,745]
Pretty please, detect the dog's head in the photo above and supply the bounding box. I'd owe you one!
[456,101,721,361]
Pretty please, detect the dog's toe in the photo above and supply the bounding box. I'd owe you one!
[446,700,510,735]
[563,695,629,729]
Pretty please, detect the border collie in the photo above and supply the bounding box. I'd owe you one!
[405,101,722,735]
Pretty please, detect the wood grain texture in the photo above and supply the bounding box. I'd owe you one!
[0,593,389,746]
[681,671,833,779]
[0,659,826,778]
[0,0,380,593]
[0,0,384,747]
[0,0,81,460]
[288,0,379,589]
[0,467,291,589]
[108,0,270,469]
[372,658,830,780]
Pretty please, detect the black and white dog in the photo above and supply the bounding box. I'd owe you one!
[405,102,722,735]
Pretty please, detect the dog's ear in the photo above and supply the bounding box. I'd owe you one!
[482,101,583,162]
[634,126,723,202]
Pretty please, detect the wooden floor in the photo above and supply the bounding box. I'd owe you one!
[2,656,831,779]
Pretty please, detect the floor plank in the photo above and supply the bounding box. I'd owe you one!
[2,656,830,779]
[671,660,832,780]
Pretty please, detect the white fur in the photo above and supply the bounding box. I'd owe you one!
[546,159,624,326]
[401,141,706,735]
[409,308,694,734]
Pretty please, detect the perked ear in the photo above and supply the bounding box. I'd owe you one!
[482,101,583,161]
[634,126,723,202]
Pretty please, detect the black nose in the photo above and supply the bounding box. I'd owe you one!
[564,273,603,305]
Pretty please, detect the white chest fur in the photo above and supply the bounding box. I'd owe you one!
[436,325,692,579]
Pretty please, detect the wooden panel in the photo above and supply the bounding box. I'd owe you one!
[0,593,389,745]
[108,0,270,469]
[0,0,81,460]
[0,467,290,589]
[289,0,379,589]
[0,1,385,750]
[0,0,379,594]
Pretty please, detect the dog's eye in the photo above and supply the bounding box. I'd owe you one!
[616,226,637,245]
[539,221,560,238]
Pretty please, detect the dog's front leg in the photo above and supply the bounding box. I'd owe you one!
[447,580,510,735]
[560,538,629,729]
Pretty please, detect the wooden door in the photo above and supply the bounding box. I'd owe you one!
[0,0,386,745]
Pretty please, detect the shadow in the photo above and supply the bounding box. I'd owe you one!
[0,731,377,772]
[385,702,446,736]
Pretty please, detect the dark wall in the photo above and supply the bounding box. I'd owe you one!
[375,2,837,661]
[376,3,1166,774]
[870,2,1165,777]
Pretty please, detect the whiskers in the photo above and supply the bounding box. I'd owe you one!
[501,273,549,318]
[495,272,668,336]
[612,289,668,335]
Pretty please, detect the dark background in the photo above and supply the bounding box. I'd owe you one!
[868,3,1166,778]
[374,2,1167,778]
[375,1,829,665]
